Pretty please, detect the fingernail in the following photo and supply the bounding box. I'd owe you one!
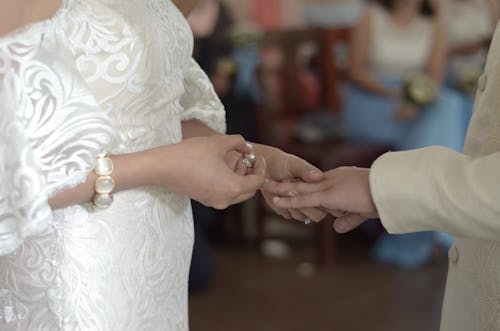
[246,142,253,149]
[273,196,281,203]
[265,178,271,183]
[310,170,322,175]
[288,191,298,197]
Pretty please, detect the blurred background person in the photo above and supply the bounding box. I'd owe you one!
[441,0,499,144]
[224,0,305,30]
[342,0,464,269]
[302,0,366,28]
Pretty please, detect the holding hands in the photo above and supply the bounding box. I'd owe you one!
[150,134,267,210]
[263,167,380,233]
[162,134,326,224]
[253,145,328,223]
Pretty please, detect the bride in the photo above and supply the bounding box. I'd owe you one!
[0,0,325,329]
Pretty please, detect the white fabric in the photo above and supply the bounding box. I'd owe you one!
[0,0,226,329]
[443,0,493,71]
[443,0,493,48]
[368,5,433,78]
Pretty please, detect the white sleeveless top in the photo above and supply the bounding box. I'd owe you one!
[443,0,493,48]
[368,5,434,78]
[0,0,225,330]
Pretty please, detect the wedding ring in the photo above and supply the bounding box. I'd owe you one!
[304,218,311,225]
[242,152,256,168]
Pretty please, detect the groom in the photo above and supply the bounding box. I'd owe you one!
[264,20,500,331]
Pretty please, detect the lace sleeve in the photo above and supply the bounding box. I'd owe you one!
[0,39,116,256]
[0,76,52,256]
[180,57,227,133]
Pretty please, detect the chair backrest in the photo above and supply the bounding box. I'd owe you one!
[321,26,352,112]
[255,26,352,146]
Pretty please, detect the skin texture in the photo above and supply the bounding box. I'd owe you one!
[264,167,379,233]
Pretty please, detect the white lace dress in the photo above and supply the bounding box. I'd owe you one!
[0,0,225,330]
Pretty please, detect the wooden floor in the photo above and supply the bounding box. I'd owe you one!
[189,238,448,331]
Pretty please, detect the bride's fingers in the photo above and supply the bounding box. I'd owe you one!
[225,151,243,173]
[231,156,266,196]
[218,134,253,156]
[235,158,248,176]
[248,155,266,177]
[333,213,367,234]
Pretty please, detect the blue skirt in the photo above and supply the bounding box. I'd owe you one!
[341,78,466,152]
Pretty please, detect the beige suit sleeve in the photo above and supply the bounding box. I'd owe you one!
[370,147,500,241]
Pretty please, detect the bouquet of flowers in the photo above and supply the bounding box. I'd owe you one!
[228,24,263,48]
[403,73,438,107]
[216,57,238,78]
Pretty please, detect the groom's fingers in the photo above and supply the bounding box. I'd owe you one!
[273,192,325,210]
[333,213,366,233]
[262,180,326,197]
[261,191,294,219]
[287,157,324,182]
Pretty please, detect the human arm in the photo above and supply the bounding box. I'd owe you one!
[181,120,327,221]
[49,135,265,210]
[369,147,500,241]
[0,56,265,257]
[180,57,326,221]
[426,16,447,85]
[267,147,500,241]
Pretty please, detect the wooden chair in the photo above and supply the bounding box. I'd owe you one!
[255,26,390,266]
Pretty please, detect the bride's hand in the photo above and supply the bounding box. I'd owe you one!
[149,135,266,209]
[254,145,328,222]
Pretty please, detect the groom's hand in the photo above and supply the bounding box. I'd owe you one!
[254,144,327,222]
[264,167,380,233]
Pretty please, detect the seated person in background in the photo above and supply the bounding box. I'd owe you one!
[189,0,257,139]
[342,0,464,268]
[302,0,366,28]
[441,0,499,143]
[224,0,305,31]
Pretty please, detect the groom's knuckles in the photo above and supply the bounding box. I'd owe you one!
[301,207,327,222]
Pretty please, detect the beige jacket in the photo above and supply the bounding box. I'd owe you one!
[370,24,500,331]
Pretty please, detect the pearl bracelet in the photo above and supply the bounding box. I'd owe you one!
[91,153,115,209]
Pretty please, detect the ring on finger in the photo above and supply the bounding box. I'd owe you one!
[242,152,256,168]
